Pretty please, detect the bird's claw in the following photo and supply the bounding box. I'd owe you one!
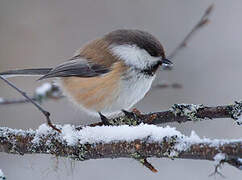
[98,112,110,125]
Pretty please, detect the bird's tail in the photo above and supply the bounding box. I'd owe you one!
[0,68,52,78]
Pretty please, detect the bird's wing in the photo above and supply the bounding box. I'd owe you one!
[39,56,110,80]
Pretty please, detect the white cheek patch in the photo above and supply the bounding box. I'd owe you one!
[110,44,160,69]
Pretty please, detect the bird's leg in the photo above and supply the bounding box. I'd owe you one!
[122,108,142,117]
[121,109,136,118]
[98,112,110,125]
[0,76,61,133]
[132,108,142,116]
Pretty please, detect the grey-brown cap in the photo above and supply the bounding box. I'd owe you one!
[104,29,166,58]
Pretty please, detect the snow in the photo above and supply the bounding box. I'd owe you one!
[0,169,5,180]
[36,123,52,134]
[32,124,52,144]
[238,159,242,170]
[62,124,79,145]
[61,124,182,145]
[35,83,52,96]
[0,98,4,103]
[214,153,226,164]
[236,115,242,125]
[213,153,226,171]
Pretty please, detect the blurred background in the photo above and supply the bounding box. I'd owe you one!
[0,0,242,179]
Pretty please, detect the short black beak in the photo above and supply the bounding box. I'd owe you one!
[161,58,173,67]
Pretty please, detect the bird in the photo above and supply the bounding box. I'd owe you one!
[0,29,172,121]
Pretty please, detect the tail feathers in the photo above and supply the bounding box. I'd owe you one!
[0,68,52,78]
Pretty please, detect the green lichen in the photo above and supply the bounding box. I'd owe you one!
[109,114,142,126]
[68,144,89,161]
[130,152,145,163]
[160,136,180,159]
[229,101,242,125]
[171,103,204,122]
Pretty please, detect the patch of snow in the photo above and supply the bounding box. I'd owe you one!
[35,83,52,96]
[213,153,226,165]
[238,158,242,170]
[75,124,181,144]
[236,115,242,125]
[175,130,201,151]
[32,124,52,144]
[36,124,52,134]
[0,169,5,180]
[61,124,78,146]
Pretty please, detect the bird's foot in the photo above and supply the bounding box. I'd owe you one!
[121,109,136,119]
[132,108,142,116]
[98,112,110,125]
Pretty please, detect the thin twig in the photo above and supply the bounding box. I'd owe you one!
[152,82,183,90]
[167,4,214,61]
[0,97,38,105]
[0,76,61,132]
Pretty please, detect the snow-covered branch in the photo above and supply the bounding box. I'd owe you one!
[0,124,241,172]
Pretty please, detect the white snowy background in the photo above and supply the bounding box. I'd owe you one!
[0,0,242,180]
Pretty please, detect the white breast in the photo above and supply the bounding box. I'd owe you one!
[102,69,155,116]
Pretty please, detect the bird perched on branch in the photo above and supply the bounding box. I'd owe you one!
[0,29,172,121]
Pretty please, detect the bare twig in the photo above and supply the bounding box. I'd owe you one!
[0,76,61,132]
[152,82,183,90]
[0,125,241,172]
[162,4,214,72]
[168,4,214,59]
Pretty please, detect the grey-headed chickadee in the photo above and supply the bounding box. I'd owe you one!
[0,29,172,118]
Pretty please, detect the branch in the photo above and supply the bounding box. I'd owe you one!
[141,102,242,125]
[81,102,242,128]
[1,82,242,126]
[0,124,241,172]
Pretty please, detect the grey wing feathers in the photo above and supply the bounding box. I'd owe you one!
[39,59,110,80]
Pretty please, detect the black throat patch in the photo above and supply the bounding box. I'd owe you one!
[140,62,161,76]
